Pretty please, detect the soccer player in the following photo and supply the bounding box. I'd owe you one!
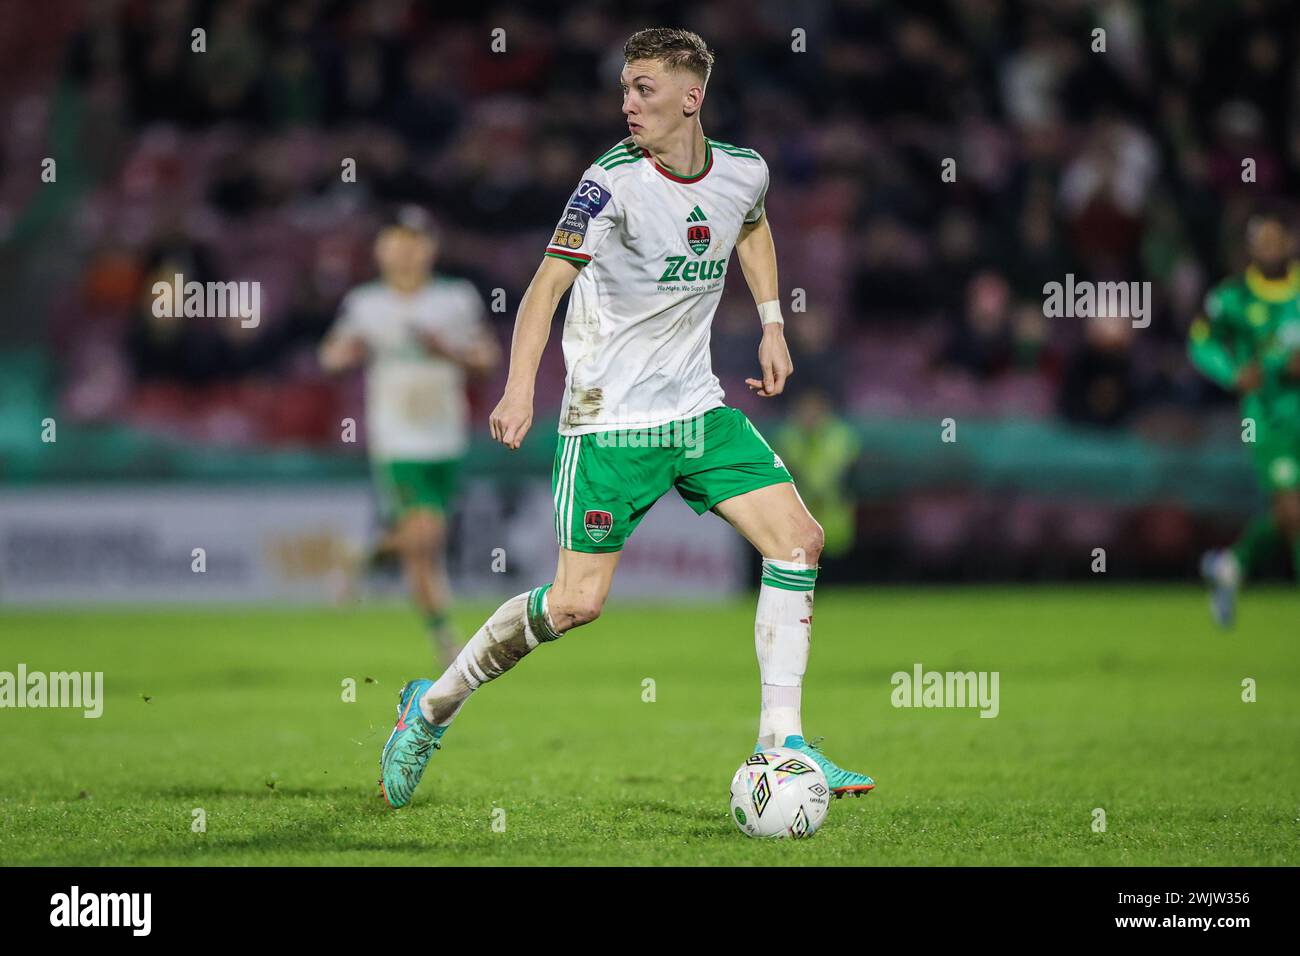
[320,211,499,664]
[379,28,876,808]
[1191,211,1300,626]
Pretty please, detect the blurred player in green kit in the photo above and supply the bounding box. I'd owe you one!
[1190,211,1300,626]
[320,209,500,663]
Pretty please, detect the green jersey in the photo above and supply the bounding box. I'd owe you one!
[1189,262,1300,428]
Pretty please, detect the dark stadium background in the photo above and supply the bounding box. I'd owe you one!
[2,0,1298,594]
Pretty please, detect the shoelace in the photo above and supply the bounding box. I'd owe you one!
[804,736,852,775]
[805,735,833,762]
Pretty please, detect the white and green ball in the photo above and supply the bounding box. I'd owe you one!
[729,747,830,838]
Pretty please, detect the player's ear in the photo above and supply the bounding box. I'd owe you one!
[682,80,704,117]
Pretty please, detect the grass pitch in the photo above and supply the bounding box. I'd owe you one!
[1,587,1297,866]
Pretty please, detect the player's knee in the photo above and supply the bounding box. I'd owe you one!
[399,510,444,555]
[548,592,605,631]
[786,518,824,566]
[564,600,604,630]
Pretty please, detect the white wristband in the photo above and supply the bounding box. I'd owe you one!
[758,300,784,326]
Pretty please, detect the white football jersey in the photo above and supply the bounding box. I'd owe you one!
[330,276,487,461]
[544,136,769,435]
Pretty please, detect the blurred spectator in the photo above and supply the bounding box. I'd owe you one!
[2,0,1296,449]
[774,390,861,559]
[1059,114,1159,272]
[785,307,846,406]
[1058,313,1143,428]
[941,271,1015,380]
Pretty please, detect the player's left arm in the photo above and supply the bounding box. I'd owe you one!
[735,213,793,398]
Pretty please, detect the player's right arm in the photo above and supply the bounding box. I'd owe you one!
[490,163,620,449]
[489,255,580,449]
[319,290,369,372]
[318,335,368,372]
[1188,283,1258,393]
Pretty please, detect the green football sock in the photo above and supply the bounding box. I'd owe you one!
[1231,514,1284,579]
[1292,538,1300,585]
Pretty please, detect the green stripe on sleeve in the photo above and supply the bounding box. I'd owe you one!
[544,251,590,265]
[595,151,642,170]
[600,152,644,170]
[707,139,759,158]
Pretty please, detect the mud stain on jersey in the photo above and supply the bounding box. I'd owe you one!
[569,386,604,423]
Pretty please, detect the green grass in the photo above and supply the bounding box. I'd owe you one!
[1,587,1297,866]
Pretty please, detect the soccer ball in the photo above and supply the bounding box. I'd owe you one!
[729,747,830,838]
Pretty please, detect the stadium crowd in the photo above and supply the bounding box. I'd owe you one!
[1,0,1295,447]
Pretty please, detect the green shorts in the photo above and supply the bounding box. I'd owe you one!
[551,406,793,553]
[1250,422,1300,492]
[373,458,461,523]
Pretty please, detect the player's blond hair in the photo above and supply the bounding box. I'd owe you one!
[623,27,714,86]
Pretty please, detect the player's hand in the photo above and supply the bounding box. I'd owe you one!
[421,331,496,375]
[419,332,459,360]
[1236,362,1263,393]
[490,388,533,449]
[319,336,368,372]
[747,325,793,397]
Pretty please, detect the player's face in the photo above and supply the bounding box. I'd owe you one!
[375,229,435,285]
[1248,220,1294,271]
[620,59,702,148]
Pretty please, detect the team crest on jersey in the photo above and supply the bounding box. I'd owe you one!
[584,510,613,542]
[686,205,711,256]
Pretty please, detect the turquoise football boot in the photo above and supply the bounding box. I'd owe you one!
[379,679,447,808]
[756,734,876,797]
